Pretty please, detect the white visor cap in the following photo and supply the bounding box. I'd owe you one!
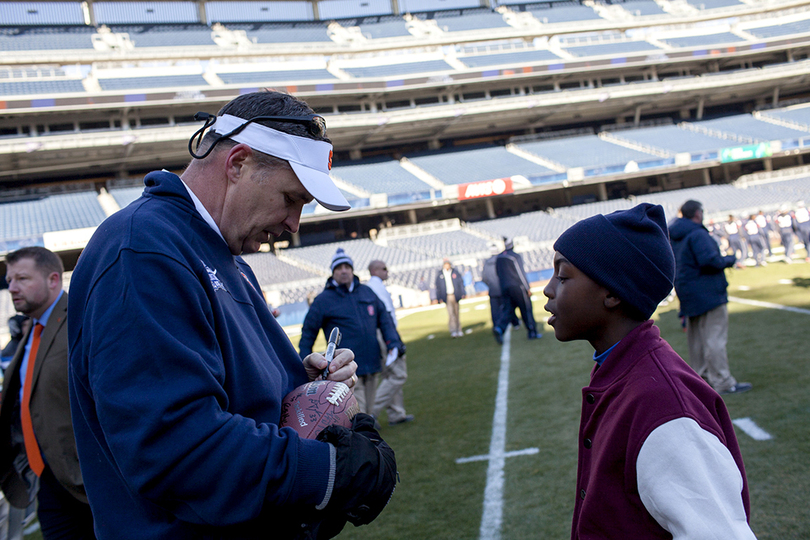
[211,114,350,212]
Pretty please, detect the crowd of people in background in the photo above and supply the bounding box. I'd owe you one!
[707,204,810,266]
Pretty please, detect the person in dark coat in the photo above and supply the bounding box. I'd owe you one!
[669,200,752,395]
[492,239,540,343]
[299,248,403,414]
[435,258,465,337]
[481,244,518,329]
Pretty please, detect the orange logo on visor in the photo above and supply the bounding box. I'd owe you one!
[328,150,333,171]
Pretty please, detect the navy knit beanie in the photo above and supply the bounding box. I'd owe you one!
[330,248,353,272]
[553,203,675,319]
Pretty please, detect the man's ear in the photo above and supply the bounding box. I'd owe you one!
[604,291,622,310]
[224,143,253,184]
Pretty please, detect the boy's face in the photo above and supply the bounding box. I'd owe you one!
[543,252,611,344]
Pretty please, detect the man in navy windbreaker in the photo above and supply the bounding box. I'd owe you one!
[299,249,403,415]
[669,200,752,395]
[492,238,540,342]
[67,91,397,539]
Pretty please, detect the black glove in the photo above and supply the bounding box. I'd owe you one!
[397,344,406,358]
[315,413,397,533]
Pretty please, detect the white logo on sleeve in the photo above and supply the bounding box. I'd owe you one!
[202,260,226,292]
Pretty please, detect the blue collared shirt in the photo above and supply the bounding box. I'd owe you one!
[593,340,620,367]
[19,289,63,403]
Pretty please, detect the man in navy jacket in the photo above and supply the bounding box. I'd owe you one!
[299,249,402,415]
[669,200,752,395]
[493,238,540,343]
[68,91,396,539]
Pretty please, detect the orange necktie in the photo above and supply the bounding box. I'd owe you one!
[21,323,45,476]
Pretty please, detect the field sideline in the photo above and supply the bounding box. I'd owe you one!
[287,260,810,540]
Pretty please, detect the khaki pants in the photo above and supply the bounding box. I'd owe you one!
[687,303,737,392]
[354,374,378,415]
[446,293,461,335]
[371,330,408,423]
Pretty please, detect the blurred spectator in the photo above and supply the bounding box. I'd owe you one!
[435,259,465,338]
[723,215,746,268]
[366,260,413,427]
[482,243,518,329]
[492,238,540,344]
[755,210,774,257]
[742,215,766,266]
[793,204,810,262]
[775,208,796,263]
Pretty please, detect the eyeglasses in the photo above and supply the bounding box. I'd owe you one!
[188,111,327,159]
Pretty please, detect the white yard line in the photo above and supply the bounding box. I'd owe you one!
[456,448,539,464]
[478,325,512,540]
[733,417,774,441]
[454,325,540,539]
[729,296,810,315]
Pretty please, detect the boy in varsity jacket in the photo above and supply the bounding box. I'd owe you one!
[543,203,756,540]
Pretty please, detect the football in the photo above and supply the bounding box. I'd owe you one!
[279,380,359,439]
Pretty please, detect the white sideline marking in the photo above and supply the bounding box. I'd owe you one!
[456,447,539,464]
[729,296,810,315]
[477,325,512,540]
[733,417,773,441]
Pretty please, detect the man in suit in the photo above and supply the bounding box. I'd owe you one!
[435,258,465,337]
[1,247,95,539]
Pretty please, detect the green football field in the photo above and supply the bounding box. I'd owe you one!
[289,260,810,540]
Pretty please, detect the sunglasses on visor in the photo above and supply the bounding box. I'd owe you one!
[188,111,327,160]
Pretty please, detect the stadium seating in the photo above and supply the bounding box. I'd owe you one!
[216,68,335,85]
[229,22,331,43]
[1,192,107,239]
[760,104,810,130]
[514,135,658,169]
[468,210,574,243]
[746,18,810,39]
[108,185,144,209]
[0,79,85,96]
[458,48,561,68]
[688,116,810,144]
[331,160,433,196]
[561,40,663,57]
[205,1,315,23]
[606,125,732,155]
[527,5,602,24]
[240,252,321,285]
[0,26,95,51]
[357,16,412,39]
[94,2,200,25]
[0,1,85,25]
[341,59,455,79]
[109,25,216,47]
[97,74,208,91]
[660,32,747,48]
[406,146,554,185]
[283,238,432,271]
[686,0,742,9]
[387,229,492,258]
[620,1,668,17]
[433,9,509,32]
